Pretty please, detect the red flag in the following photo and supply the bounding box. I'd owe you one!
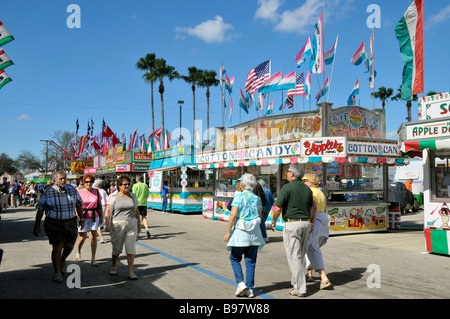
[102,125,114,138]
[101,141,108,156]
[91,139,101,151]
[111,134,120,147]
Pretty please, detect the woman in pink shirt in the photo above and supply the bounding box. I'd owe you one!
[75,174,104,266]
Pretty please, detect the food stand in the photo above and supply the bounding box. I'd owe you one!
[147,145,213,213]
[398,92,450,255]
[197,102,404,234]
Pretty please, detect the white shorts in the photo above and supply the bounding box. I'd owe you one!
[78,216,100,232]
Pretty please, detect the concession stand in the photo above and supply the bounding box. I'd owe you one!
[147,145,213,213]
[197,102,405,235]
[398,92,450,255]
[84,144,153,186]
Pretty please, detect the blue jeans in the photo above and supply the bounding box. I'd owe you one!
[229,246,258,289]
[162,196,168,212]
[260,208,270,239]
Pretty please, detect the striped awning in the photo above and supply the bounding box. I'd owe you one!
[196,156,408,169]
[401,139,450,154]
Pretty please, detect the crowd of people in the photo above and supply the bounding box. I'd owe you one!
[32,171,149,283]
[28,164,330,297]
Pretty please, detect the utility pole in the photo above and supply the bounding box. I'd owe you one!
[40,140,50,176]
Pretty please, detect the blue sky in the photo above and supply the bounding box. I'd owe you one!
[1,0,450,160]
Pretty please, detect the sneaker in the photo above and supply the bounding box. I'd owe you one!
[128,273,138,280]
[146,230,151,238]
[288,288,306,297]
[235,282,248,297]
[53,273,63,283]
[246,289,255,298]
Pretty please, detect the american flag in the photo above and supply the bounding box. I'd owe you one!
[244,60,271,95]
[287,73,305,98]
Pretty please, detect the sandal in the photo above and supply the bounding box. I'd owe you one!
[128,273,138,280]
[91,259,99,267]
[288,288,306,297]
[320,281,332,290]
[75,254,81,262]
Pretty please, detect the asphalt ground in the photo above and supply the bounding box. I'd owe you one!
[0,206,447,313]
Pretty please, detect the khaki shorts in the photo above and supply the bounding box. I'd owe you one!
[110,218,137,255]
[0,193,9,205]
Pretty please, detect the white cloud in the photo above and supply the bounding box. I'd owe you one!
[255,0,355,35]
[386,130,398,139]
[255,0,284,23]
[175,15,236,43]
[426,5,450,30]
[17,114,31,121]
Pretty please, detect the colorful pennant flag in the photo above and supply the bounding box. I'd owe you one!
[273,71,296,92]
[311,12,324,74]
[0,49,13,72]
[265,101,273,116]
[351,41,367,66]
[324,35,339,65]
[239,89,249,114]
[258,71,281,94]
[394,0,424,100]
[0,70,12,90]
[347,77,360,105]
[295,37,313,68]
[0,21,14,47]
[315,76,329,103]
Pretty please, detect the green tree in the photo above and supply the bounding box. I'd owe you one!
[153,58,180,148]
[136,53,157,133]
[198,69,220,142]
[372,86,394,110]
[0,153,18,175]
[181,66,204,145]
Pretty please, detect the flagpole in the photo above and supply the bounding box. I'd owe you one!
[327,34,338,103]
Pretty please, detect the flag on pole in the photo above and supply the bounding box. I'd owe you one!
[244,60,271,95]
[350,41,367,66]
[229,96,233,121]
[0,21,14,47]
[324,35,339,65]
[273,71,296,92]
[295,37,313,68]
[347,77,360,105]
[265,101,273,116]
[369,30,375,88]
[258,71,281,94]
[239,89,249,114]
[225,74,234,94]
[0,70,12,90]
[304,71,311,100]
[311,12,324,74]
[315,76,329,103]
[395,0,424,100]
[0,49,13,72]
[287,73,306,98]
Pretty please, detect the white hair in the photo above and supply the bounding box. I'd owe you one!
[288,163,305,179]
[241,173,257,191]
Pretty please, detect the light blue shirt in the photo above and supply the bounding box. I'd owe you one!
[226,190,265,251]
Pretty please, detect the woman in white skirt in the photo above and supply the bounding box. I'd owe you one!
[302,174,332,290]
[76,174,103,266]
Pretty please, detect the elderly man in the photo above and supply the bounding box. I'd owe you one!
[271,163,316,297]
[33,171,84,283]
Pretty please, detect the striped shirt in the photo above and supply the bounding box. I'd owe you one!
[36,184,83,220]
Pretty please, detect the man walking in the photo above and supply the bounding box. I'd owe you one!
[132,175,151,238]
[33,171,84,283]
[271,163,315,297]
[0,177,10,218]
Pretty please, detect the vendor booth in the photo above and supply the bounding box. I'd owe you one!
[147,145,213,213]
[398,92,450,255]
[197,103,405,234]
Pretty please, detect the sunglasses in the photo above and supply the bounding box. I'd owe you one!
[84,180,93,183]
[121,183,130,186]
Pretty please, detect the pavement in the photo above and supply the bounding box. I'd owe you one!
[0,206,448,305]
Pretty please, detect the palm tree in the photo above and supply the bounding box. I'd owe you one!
[372,86,394,110]
[198,69,220,143]
[153,58,180,148]
[391,85,418,122]
[136,53,157,133]
[181,66,203,145]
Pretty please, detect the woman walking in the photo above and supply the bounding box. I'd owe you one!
[76,174,103,266]
[105,175,141,279]
[302,174,332,290]
[224,174,265,298]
